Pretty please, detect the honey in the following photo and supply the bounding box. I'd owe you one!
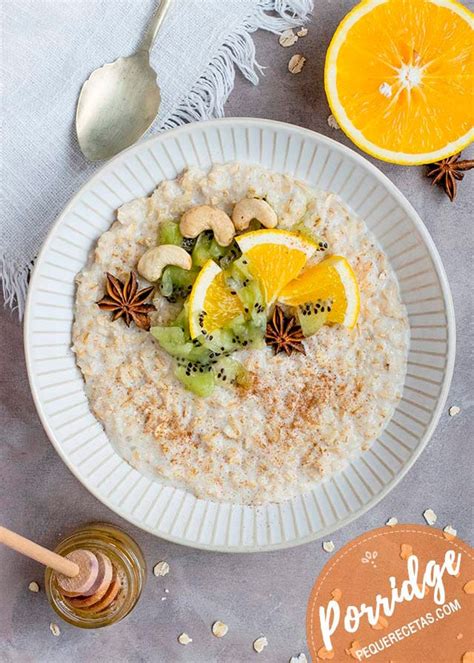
[45,523,146,628]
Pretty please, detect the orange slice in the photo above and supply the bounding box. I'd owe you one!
[279,255,360,328]
[188,259,243,338]
[236,229,319,304]
[325,0,474,165]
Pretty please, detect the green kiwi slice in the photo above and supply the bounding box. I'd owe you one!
[192,231,241,268]
[159,265,199,302]
[296,299,332,337]
[174,365,215,397]
[213,357,250,388]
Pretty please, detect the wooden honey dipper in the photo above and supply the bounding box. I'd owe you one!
[0,526,120,612]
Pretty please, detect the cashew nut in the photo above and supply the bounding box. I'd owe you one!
[232,198,278,231]
[137,245,192,282]
[179,205,235,247]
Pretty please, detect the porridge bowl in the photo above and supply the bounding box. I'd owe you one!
[25,118,455,551]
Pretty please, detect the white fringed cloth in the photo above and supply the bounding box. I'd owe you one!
[1,0,313,316]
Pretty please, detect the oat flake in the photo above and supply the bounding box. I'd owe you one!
[178,633,192,645]
[322,540,335,553]
[290,655,307,663]
[212,620,229,638]
[153,561,170,577]
[296,27,308,37]
[279,29,298,48]
[49,623,60,637]
[443,525,457,540]
[253,636,268,653]
[423,508,437,526]
[327,114,340,130]
[288,54,306,74]
[449,405,461,417]
[28,581,40,593]
[386,517,398,527]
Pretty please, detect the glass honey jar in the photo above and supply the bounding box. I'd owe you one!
[45,522,146,628]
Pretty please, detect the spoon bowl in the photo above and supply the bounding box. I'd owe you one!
[76,52,161,162]
[76,0,171,161]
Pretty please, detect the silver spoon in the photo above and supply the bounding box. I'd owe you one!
[76,0,172,162]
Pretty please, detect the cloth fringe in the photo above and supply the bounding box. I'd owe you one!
[1,0,313,317]
[161,0,313,128]
[1,256,31,319]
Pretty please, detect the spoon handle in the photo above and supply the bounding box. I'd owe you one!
[141,0,172,53]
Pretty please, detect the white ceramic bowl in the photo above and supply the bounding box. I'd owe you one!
[24,118,455,552]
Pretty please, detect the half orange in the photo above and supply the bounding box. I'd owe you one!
[325,0,474,165]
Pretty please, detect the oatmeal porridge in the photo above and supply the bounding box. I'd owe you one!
[73,163,409,505]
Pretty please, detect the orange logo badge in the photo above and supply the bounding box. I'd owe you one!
[306,525,473,662]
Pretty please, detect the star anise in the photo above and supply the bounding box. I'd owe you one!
[265,305,306,356]
[426,153,474,202]
[97,272,155,330]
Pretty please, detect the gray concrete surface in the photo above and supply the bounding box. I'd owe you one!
[1,2,473,661]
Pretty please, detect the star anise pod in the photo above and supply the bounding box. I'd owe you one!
[265,305,306,356]
[97,272,155,330]
[426,153,474,202]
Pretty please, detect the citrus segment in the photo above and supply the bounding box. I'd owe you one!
[325,0,474,164]
[236,229,319,304]
[188,259,243,338]
[279,255,360,328]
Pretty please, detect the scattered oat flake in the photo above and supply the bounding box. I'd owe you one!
[290,654,307,663]
[331,588,342,601]
[463,580,474,594]
[297,27,308,37]
[462,653,474,663]
[253,636,268,653]
[279,29,298,47]
[457,633,464,640]
[161,597,167,601]
[164,588,169,593]
[49,623,60,637]
[317,646,334,660]
[212,621,228,638]
[443,525,457,540]
[178,633,192,645]
[153,561,170,577]
[400,543,413,560]
[28,581,40,593]
[423,509,437,526]
[345,641,362,659]
[327,114,340,130]
[288,54,306,74]
[386,517,398,527]
[449,405,461,416]
[323,540,335,553]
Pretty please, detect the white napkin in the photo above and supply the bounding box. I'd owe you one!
[1,0,313,316]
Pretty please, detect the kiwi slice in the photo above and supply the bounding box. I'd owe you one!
[159,265,199,302]
[158,220,196,253]
[174,365,215,397]
[197,313,265,356]
[151,325,210,363]
[218,241,241,268]
[292,221,328,252]
[225,256,266,321]
[296,299,332,337]
[213,357,250,388]
[192,231,241,268]
[226,314,266,349]
[197,328,236,356]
